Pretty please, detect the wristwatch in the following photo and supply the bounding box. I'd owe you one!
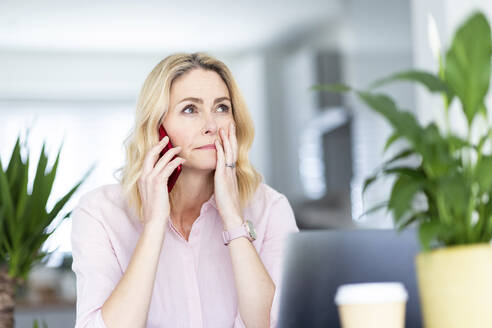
[222,220,257,245]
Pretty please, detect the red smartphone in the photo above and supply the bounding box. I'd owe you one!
[158,124,182,193]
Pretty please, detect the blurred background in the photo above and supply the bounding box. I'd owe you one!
[0,0,490,326]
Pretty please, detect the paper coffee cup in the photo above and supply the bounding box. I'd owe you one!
[334,282,408,328]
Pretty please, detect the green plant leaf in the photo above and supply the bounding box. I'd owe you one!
[362,174,378,194]
[32,318,49,328]
[439,174,472,229]
[357,201,389,221]
[369,70,450,96]
[383,132,401,153]
[389,174,424,223]
[0,157,17,251]
[475,155,492,192]
[418,123,459,179]
[396,211,428,232]
[47,163,95,224]
[482,206,492,242]
[363,165,426,213]
[310,83,351,93]
[383,149,416,167]
[5,136,22,193]
[356,91,424,153]
[0,157,15,222]
[15,153,29,221]
[447,134,473,152]
[445,11,492,126]
[383,166,425,179]
[363,149,418,194]
[477,128,492,152]
[419,220,441,251]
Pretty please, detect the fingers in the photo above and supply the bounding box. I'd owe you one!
[215,138,225,168]
[153,145,183,173]
[159,156,185,179]
[229,122,238,160]
[142,136,170,174]
[220,126,234,165]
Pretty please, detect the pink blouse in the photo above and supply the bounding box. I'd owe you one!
[71,182,300,327]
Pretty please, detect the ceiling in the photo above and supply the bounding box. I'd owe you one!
[0,0,342,54]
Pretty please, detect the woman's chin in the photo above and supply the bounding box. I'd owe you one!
[182,158,217,171]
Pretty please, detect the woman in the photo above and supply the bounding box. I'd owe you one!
[71,52,299,328]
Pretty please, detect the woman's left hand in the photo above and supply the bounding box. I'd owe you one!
[214,122,243,230]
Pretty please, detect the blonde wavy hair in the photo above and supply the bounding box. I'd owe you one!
[114,52,263,223]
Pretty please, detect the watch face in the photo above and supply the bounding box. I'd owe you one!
[246,220,257,240]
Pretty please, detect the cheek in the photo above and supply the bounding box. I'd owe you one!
[218,119,233,132]
[170,132,196,155]
[164,122,189,145]
[175,135,192,149]
[165,130,187,150]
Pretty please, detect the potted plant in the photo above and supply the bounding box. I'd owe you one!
[32,318,48,328]
[0,128,95,328]
[312,10,492,328]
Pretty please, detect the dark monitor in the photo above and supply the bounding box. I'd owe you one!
[278,228,422,328]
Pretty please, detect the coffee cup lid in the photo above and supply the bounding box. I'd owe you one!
[334,282,408,305]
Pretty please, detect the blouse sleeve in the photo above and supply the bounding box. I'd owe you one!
[71,197,123,328]
[233,194,300,327]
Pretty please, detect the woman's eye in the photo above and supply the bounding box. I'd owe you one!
[182,104,229,114]
[183,105,196,114]
[217,104,229,112]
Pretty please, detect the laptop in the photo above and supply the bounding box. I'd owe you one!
[278,228,422,328]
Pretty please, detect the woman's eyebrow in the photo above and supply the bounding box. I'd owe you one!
[177,96,231,105]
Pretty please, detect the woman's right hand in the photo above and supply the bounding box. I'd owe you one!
[137,136,185,227]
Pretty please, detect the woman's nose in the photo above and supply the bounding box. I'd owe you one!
[203,116,218,135]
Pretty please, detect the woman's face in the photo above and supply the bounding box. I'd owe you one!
[162,68,235,171]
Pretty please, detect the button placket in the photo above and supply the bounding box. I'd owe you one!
[186,242,203,327]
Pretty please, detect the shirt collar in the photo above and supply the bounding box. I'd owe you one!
[205,193,217,210]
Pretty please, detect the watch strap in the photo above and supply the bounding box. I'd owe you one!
[222,221,255,245]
